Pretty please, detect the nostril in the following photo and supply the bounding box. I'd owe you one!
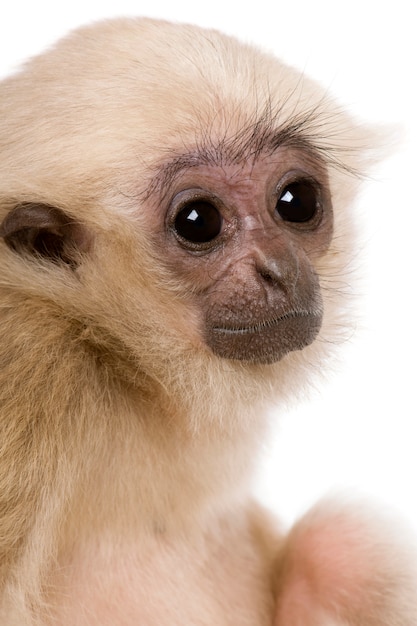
[259,268,276,284]
[256,256,299,292]
[257,258,285,285]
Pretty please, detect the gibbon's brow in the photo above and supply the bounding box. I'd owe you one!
[144,115,332,200]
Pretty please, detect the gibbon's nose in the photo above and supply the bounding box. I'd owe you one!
[255,248,299,294]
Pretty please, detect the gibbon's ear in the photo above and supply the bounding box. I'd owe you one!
[0,202,91,267]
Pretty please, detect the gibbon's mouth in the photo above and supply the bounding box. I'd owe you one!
[207,309,322,364]
[212,310,312,335]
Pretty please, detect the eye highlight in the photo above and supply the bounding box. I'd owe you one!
[276,180,319,223]
[173,199,223,244]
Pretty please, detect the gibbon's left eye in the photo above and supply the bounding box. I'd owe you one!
[276,180,319,223]
[174,199,223,244]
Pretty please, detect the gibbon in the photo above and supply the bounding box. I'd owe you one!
[0,18,415,625]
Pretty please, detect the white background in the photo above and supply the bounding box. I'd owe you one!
[1,2,416,532]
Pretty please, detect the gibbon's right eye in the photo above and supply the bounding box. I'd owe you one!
[276,179,319,224]
[173,199,223,244]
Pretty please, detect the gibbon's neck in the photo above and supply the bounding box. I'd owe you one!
[61,351,271,540]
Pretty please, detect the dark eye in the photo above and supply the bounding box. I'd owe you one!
[174,200,222,243]
[276,180,319,223]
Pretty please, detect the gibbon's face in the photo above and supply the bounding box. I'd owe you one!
[149,144,333,365]
[0,133,333,368]
[0,20,346,369]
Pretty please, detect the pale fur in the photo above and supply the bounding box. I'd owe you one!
[0,18,415,625]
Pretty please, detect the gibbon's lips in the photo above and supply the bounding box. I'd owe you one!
[212,309,313,335]
[208,309,322,364]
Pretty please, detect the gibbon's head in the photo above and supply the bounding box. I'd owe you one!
[0,19,372,406]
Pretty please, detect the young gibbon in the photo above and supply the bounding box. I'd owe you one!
[0,18,415,625]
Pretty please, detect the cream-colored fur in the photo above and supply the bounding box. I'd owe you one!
[0,18,415,625]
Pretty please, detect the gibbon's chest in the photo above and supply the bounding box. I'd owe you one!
[48,525,276,626]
